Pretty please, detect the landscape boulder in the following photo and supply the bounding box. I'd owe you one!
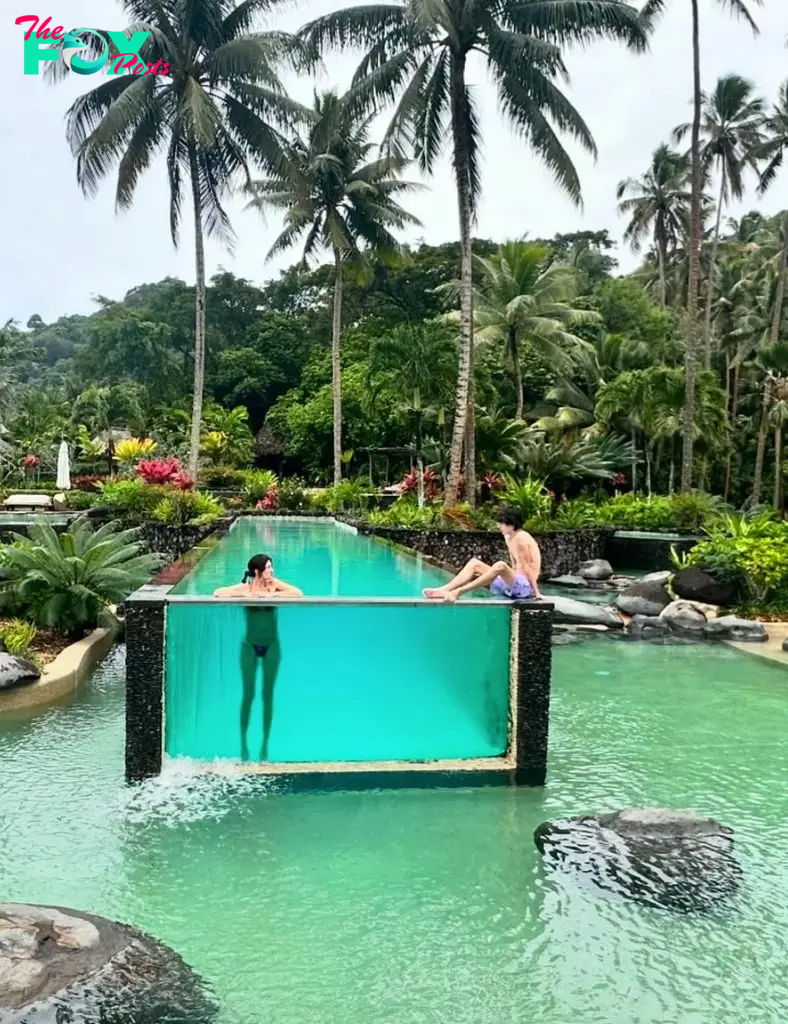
[616,580,671,618]
[672,567,735,607]
[642,570,673,585]
[0,654,40,692]
[0,903,217,1022]
[577,559,614,581]
[548,574,588,589]
[533,807,742,913]
[628,614,670,639]
[550,595,624,629]
[660,600,707,631]
[702,616,768,643]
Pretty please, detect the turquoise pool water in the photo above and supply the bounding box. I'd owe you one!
[166,519,511,763]
[4,639,788,1022]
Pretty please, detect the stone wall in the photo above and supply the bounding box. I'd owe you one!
[133,518,234,561]
[355,523,611,578]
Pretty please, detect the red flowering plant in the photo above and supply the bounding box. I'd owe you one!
[170,471,195,491]
[256,485,278,510]
[137,457,183,485]
[72,474,107,492]
[610,472,627,491]
[483,472,505,493]
[22,454,40,469]
[398,467,440,499]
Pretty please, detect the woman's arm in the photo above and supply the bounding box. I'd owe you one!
[214,584,246,598]
[273,579,303,598]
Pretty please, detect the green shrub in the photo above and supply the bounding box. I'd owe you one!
[0,618,37,658]
[499,475,551,522]
[367,501,443,529]
[323,478,371,513]
[277,478,309,511]
[0,518,163,636]
[97,479,168,517]
[152,491,224,527]
[553,499,598,529]
[199,466,245,490]
[66,490,95,511]
[240,470,278,505]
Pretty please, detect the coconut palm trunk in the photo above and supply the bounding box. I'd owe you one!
[656,226,668,308]
[774,422,783,511]
[681,0,703,493]
[771,210,788,345]
[332,248,344,486]
[630,426,638,493]
[752,375,773,505]
[187,144,206,481]
[509,325,524,420]
[702,164,727,368]
[444,54,475,509]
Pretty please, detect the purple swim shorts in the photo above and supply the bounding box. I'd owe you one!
[490,572,532,600]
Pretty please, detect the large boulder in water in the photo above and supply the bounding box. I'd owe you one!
[0,654,40,691]
[672,567,735,607]
[534,807,741,913]
[0,904,217,1022]
[577,559,614,581]
[549,595,624,629]
[616,580,671,617]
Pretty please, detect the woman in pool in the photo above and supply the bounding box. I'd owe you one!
[214,554,302,761]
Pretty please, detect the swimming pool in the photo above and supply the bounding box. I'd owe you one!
[4,638,788,1023]
[155,519,532,770]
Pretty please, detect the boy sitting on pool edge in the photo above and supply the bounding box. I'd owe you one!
[423,506,542,603]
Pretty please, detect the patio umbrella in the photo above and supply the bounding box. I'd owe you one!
[56,440,71,491]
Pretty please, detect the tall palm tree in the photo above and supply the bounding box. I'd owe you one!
[616,144,691,307]
[641,0,761,492]
[247,90,421,485]
[63,0,304,478]
[301,0,648,506]
[442,241,600,423]
[756,80,788,347]
[674,73,765,365]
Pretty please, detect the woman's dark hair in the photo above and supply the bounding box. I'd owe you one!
[497,506,524,531]
[242,553,272,582]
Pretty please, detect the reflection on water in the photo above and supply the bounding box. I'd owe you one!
[3,642,788,1023]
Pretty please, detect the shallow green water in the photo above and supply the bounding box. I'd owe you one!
[167,519,510,763]
[3,640,788,1023]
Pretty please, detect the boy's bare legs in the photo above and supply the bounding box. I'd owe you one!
[424,558,491,599]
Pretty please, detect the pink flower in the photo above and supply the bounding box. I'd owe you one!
[137,457,182,485]
[256,485,278,510]
[22,454,40,468]
[170,471,195,491]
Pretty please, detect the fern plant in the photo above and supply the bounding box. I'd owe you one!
[0,518,162,636]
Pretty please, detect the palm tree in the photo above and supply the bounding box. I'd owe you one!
[62,0,304,479]
[442,241,600,422]
[301,0,648,506]
[756,80,788,347]
[749,341,788,505]
[247,90,421,485]
[674,73,765,365]
[641,0,761,492]
[616,144,692,307]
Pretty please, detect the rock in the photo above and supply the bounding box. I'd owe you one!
[550,595,624,629]
[616,580,671,618]
[702,616,768,643]
[577,559,614,581]
[548,574,589,588]
[672,567,735,607]
[0,903,217,1021]
[783,637,788,653]
[534,807,742,913]
[610,576,637,590]
[0,654,40,692]
[643,570,673,585]
[628,614,670,638]
[551,630,585,645]
[660,600,707,631]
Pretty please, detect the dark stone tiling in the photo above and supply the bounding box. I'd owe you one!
[125,591,168,783]
[513,605,553,786]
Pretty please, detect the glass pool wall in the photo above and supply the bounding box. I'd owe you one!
[165,600,512,763]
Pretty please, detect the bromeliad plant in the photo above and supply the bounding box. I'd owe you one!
[0,518,162,636]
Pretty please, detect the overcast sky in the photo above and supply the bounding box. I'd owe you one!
[1,0,786,325]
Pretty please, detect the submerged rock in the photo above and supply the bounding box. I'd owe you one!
[660,600,707,631]
[550,595,624,629]
[702,616,768,643]
[0,903,217,1023]
[577,559,614,581]
[616,580,671,618]
[628,614,670,639]
[0,654,40,692]
[548,574,589,588]
[534,807,742,913]
[642,570,673,585]
[672,567,735,607]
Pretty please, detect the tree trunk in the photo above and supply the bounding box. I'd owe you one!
[646,444,652,497]
[510,326,524,420]
[331,249,343,486]
[702,164,726,368]
[656,226,668,308]
[723,360,740,503]
[770,210,788,345]
[774,424,783,512]
[680,0,702,493]
[668,443,675,495]
[464,388,476,507]
[752,376,773,506]
[444,53,474,509]
[187,145,207,480]
[630,426,638,493]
